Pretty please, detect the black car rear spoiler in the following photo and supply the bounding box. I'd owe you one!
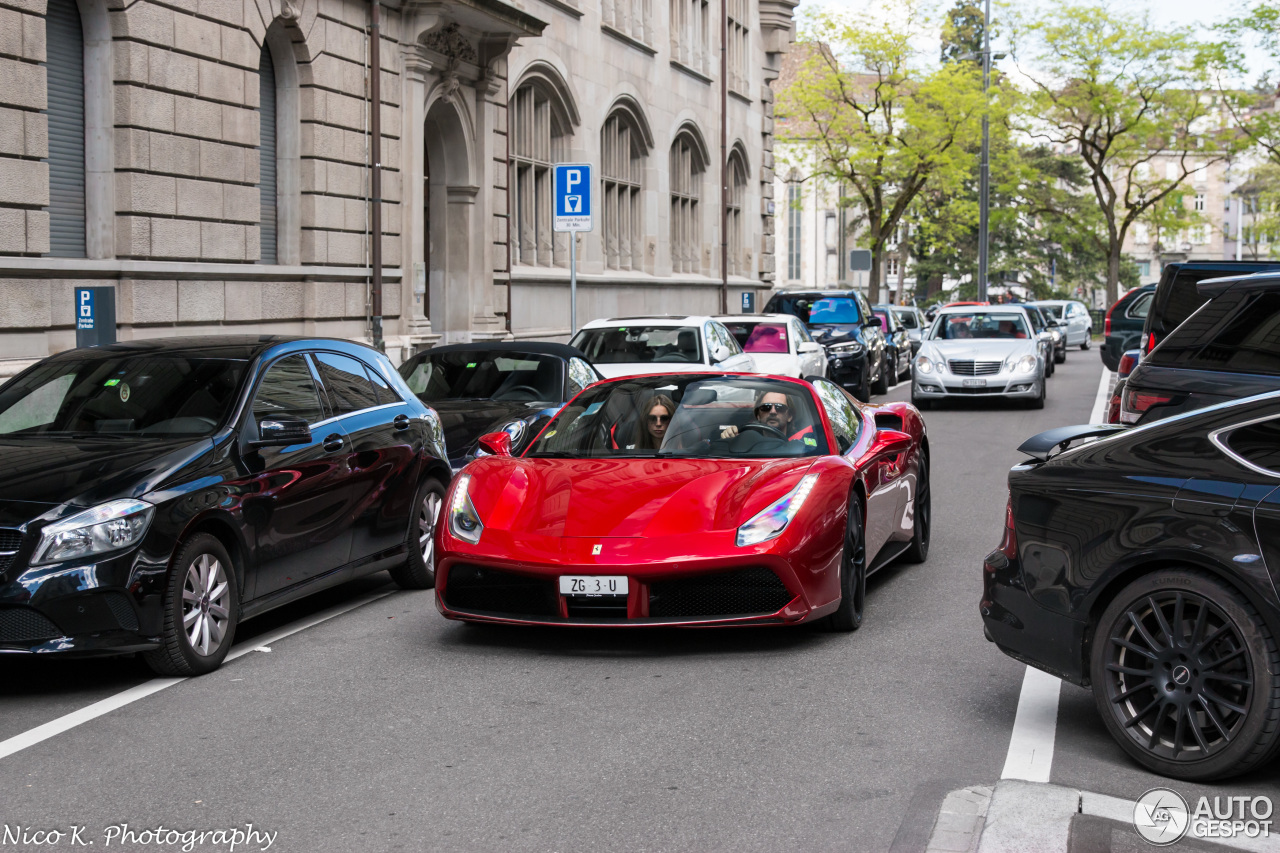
[1017,424,1127,462]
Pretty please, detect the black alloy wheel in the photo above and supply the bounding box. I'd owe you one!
[827,492,867,632]
[1091,571,1280,780]
[902,452,930,564]
[144,533,240,676]
[389,477,446,589]
[855,363,872,403]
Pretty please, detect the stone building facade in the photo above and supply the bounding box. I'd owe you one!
[0,0,797,376]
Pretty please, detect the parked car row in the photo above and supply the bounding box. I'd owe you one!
[989,267,1280,782]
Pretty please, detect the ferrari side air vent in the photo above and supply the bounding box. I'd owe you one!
[874,412,903,432]
[649,567,793,618]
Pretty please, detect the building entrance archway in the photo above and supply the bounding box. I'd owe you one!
[424,99,476,343]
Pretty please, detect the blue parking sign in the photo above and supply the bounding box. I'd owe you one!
[553,163,593,232]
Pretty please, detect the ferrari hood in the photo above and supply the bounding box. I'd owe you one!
[465,456,815,538]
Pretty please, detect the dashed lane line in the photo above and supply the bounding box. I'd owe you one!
[0,587,395,762]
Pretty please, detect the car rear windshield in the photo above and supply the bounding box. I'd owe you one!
[1035,305,1063,322]
[931,312,1031,340]
[893,309,919,329]
[527,375,830,459]
[1143,289,1280,376]
[401,351,562,402]
[0,355,246,437]
[1156,270,1233,333]
[723,322,790,354]
[570,326,703,365]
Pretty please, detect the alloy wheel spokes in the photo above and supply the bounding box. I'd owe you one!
[420,493,441,564]
[1106,591,1252,761]
[181,553,230,657]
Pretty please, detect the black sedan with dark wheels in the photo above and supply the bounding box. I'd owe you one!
[982,392,1280,781]
[0,336,451,675]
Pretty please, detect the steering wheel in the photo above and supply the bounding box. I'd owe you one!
[739,422,788,440]
[493,385,543,400]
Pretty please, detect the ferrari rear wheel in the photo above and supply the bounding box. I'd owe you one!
[827,492,866,632]
[902,452,930,564]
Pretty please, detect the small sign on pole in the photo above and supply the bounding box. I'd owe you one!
[849,249,872,272]
[554,163,594,335]
[741,291,755,313]
[75,286,116,348]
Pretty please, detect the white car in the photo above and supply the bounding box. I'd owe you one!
[714,314,827,379]
[911,305,1046,409]
[570,315,756,379]
[1027,300,1092,349]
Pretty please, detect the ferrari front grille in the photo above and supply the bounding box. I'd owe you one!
[948,360,1002,376]
[0,606,63,643]
[443,564,560,617]
[648,567,793,619]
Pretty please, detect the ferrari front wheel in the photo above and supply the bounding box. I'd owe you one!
[902,452,930,564]
[827,492,866,632]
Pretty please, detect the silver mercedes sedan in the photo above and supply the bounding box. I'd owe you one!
[910,305,1046,409]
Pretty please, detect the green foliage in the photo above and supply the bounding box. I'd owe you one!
[777,0,986,302]
[941,1,984,65]
[1005,1,1244,303]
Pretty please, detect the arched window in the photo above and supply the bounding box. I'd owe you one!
[670,131,705,274]
[510,81,571,267]
[259,42,278,264]
[727,149,748,275]
[45,0,85,258]
[602,111,646,271]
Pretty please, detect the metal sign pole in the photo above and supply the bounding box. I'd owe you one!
[553,162,593,339]
[570,233,577,335]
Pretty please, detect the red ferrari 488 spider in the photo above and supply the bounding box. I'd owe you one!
[434,373,929,629]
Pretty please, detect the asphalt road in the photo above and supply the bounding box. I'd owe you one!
[0,350,1275,852]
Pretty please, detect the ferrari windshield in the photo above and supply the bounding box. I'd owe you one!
[526,375,831,459]
[570,326,703,365]
[400,351,563,402]
[930,312,1032,340]
[0,355,245,437]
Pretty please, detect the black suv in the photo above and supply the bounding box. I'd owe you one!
[1141,260,1280,356]
[1100,284,1155,372]
[763,290,887,401]
[1120,273,1280,425]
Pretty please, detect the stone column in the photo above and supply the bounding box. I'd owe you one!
[400,44,436,345]
[468,66,506,340]
[442,184,479,342]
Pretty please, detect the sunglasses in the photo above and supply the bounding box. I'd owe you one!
[755,403,790,414]
[648,414,671,423]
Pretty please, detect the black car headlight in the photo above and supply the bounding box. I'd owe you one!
[31,499,155,566]
[828,341,864,357]
[448,474,484,544]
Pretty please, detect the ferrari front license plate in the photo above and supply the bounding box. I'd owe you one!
[559,575,629,597]
[962,378,987,387]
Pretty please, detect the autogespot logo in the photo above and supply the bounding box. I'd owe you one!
[1134,788,1190,846]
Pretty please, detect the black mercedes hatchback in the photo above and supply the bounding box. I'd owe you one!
[982,394,1280,780]
[0,337,451,675]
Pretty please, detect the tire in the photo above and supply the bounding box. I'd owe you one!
[826,492,867,632]
[871,355,890,396]
[1090,570,1280,781]
[911,394,930,411]
[901,451,930,564]
[1081,332,1091,351]
[854,369,872,404]
[143,533,239,676]
[1026,379,1045,410]
[1054,349,1066,365]
[388,477,445,590]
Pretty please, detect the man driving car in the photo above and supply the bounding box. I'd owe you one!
[720,390,813,442]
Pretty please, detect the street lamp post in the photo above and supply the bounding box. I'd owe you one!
[977,0,990,303]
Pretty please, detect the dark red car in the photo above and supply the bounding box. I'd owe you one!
[433,373,930,630]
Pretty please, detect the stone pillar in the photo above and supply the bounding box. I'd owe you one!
[400,44,436,346]
[469,66,506,340]
[442,184,478,342]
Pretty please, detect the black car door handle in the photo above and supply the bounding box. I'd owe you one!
[323,434,344,452]
[393,414,411,431]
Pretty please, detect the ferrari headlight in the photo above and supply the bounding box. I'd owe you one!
[736,473,819,547]
[448,474,484,544]
[914,355,935,374]
[1005,354,1038,374]
[31,499,155,566]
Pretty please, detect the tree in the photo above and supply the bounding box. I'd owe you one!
[941,1,984,66]
[1209,6,1280,169]
[1007,2,1243,304]
[777,0,986,303]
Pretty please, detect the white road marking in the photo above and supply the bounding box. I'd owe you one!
[999,666,1061,782]
[0,588,394,762]
[1089,364,1113,424]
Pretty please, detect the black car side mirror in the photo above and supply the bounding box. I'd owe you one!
[249,416,312,448]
